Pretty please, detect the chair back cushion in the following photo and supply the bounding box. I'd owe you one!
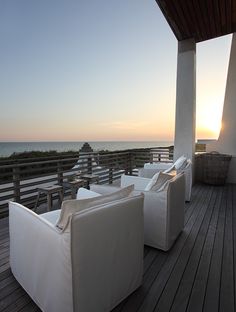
[70,194,144,312]
[56,185,134,231]
[145,172,173,191]
[163,164,175,173]
[173,155,187,170]
[144,172,160,191]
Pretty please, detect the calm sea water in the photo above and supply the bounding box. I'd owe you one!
[0,141,173,157]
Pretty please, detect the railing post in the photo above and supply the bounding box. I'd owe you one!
[125,151,133,175]
[149,150,153,163]
[87,156,92,174]
[13,166,20,202]
[128,152,133,175]
[124,153,128,175]
[169,146,174,161]
[57,161,63,185]
[109,167,113,184]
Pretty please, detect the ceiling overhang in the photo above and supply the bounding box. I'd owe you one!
[155,0,236,42]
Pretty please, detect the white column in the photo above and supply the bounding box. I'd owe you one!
[174,39,196,163]
[206,33,236,182]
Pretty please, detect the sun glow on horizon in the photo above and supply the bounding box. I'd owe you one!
[196,97,223,139]
[196,35,231,140]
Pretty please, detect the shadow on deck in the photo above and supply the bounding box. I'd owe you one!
[0,183,236,312]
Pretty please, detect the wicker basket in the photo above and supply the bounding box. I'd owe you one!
[202,152,232,185]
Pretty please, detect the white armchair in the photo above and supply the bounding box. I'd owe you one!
[140,158,192,201]
[9,189,144,312]
[120,173,185,251]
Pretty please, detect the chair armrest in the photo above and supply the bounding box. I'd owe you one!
[121,174,150,191]
[140,190,168,249]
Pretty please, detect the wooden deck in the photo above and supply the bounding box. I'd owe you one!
[0,183,236,312]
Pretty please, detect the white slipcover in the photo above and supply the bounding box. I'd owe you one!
[9,192,144,312]
[140,159,192,201]
[76,187,101,199]
[121,173,185,250]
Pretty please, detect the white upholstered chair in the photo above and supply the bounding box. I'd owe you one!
[90,173,185,251]
[139,157,192,202]
[9,187,144,312]
[120,173,185,251]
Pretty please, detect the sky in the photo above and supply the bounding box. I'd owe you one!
[0,0,232,142]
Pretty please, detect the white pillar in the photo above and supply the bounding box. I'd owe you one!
[174,39,196,162]
[206,33,236,182]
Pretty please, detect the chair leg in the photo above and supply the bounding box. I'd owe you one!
[59,190,63,205]
[71,187,76,199]
[86,180,90,190]
[34,192,40,212]
[47,193,52,212]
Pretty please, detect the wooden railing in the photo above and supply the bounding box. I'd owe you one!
[0,146,173,218]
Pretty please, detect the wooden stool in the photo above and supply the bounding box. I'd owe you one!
[80,174,99,189]
[62,179,85,199]
[34,185,63,212]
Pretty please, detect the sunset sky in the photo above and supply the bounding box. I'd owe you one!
[0,0,232,142]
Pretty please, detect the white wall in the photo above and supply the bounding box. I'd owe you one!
[207,33,236,183]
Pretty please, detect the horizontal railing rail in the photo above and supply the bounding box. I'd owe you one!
[0,146,173,218]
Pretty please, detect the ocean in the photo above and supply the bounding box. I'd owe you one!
[0,141,173,157]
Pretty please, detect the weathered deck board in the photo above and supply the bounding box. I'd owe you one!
[0,184,236,312]
[155,187,219,312]
[136,186,214,312]
[219,184,235,312]
[180,188,222,312]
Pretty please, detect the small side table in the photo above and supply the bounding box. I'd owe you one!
[34,185,63,212]
[62,179,85,199]
[80,174,99,189]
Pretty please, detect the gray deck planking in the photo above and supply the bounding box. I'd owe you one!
[0,183,235,312]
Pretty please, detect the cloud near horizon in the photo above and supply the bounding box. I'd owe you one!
[98,120,149,130]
